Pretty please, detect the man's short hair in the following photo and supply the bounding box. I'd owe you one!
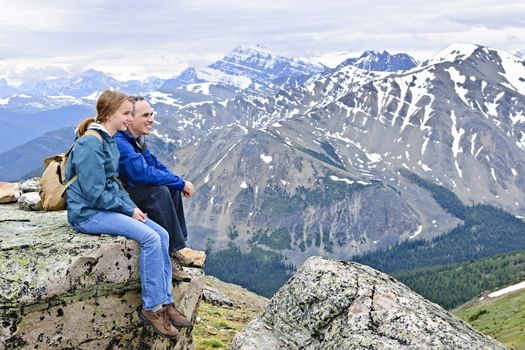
[129,96,146,117]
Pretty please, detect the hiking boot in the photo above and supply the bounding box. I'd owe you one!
[172,248,206,268]
[139,307,179,338]
[171,258,192,282]
[164,303,192,328]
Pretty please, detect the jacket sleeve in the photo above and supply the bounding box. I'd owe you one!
[118,137,186,191]
[146,150,171,173]
[74,136,135,216]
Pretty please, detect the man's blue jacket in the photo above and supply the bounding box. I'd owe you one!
[115,131,185,191]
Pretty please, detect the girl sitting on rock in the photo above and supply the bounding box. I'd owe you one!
[65,89,190,339]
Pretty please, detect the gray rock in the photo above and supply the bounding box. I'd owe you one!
[0,204,203,349]
[20,177,41,193]
[203,285,234,307]
[17,192,42,211]
[232,257,509,350]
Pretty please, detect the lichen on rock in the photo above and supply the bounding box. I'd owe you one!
[232,256,510,350]
[0,204,203,349]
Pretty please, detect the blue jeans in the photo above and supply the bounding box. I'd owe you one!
[73,211,174,310]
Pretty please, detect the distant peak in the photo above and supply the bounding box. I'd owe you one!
[230,44,274,57]
[361,50,389,57]
[81,68,108,77]
[515,49,525,59]
[427,43,482,64]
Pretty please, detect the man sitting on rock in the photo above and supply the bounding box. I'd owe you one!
[115,96,206,282]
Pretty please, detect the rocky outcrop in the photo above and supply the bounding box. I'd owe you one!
[0,204,203,349]
[232,257,509,350]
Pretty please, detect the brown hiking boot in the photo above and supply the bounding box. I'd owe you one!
[164,303,192,328]
[172,248,206,268]
[171,258,192,282]
[139,307,179,338]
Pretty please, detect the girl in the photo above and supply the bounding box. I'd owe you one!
[65,90,190,339]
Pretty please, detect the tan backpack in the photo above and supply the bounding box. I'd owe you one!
[39,130,103,211]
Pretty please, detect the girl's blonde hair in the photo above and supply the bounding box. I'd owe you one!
[77,90,130,136]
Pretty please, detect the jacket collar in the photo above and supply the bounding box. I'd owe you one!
[87,123,113,140]
[122,129,147,153]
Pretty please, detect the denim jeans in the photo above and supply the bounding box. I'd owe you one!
[127,185,188,254]
[73,211,174,310]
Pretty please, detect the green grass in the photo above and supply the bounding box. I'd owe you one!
[194,301,263,350]
[455,289,525,349]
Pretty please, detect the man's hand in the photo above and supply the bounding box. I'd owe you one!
[183,181,195,198]
[132,207,147,222]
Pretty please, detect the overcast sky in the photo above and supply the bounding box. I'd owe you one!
[1,0,524,83]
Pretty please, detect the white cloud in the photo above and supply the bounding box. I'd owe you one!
[1,0,524,82]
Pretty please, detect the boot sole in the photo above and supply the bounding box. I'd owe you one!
[138,309,178,339]
[172,321,192,328]
[177,261,206,268]
[172,276,192,283]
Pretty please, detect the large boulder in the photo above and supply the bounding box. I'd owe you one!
[0,182,21,204]
[232,257,509,350]
[0,204,203,349]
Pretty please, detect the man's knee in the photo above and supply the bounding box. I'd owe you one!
[149,185,172,202]
[130,185,172,205]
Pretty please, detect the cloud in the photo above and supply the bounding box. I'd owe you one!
[1,0,524,82]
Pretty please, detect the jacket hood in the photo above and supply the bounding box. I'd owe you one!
[87,123,113,139]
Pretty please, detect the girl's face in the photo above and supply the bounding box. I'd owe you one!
[108,100,133,132]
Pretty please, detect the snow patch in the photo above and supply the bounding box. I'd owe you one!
[450,110,464,158]
[409,225,423,239]
[446,67,469,106]
[330,175,354,185]
[488,280,525,298]
[366,152,382,164]
[260,154,272,164]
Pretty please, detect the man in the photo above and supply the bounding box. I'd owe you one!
[115,96,206,282]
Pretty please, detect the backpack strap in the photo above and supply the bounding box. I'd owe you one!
[63,130,104,191]
[84,129,103,142]
[61,175,78,197]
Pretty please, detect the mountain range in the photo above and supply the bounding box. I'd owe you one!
[0,46,416,164]
[2,43,525,291]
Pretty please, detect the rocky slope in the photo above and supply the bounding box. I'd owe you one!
[232,256,509,350]
[140,43,525,272]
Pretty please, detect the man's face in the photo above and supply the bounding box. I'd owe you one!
[129,100,154,137]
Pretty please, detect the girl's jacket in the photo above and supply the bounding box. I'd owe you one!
[65,124,136,225]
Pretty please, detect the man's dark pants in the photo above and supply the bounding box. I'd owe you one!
[127,185,187,255]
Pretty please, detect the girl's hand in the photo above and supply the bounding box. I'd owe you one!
[132,208,146,222]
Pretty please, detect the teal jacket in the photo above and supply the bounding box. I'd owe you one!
[65,125,136,225]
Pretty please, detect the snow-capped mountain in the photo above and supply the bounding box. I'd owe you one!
[160,45,327,98]
[4,42,525,270]
[515,49,525,59]
[142,43,525,268]
[0,79,17,98]
[336,50,418,72]
[0,69,165,113]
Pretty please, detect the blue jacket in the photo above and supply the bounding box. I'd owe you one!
[114,131,185,191]
[65,126,136,225]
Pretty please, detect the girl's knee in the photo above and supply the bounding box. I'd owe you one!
[157,227,169,243]
[141,230,162,248]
